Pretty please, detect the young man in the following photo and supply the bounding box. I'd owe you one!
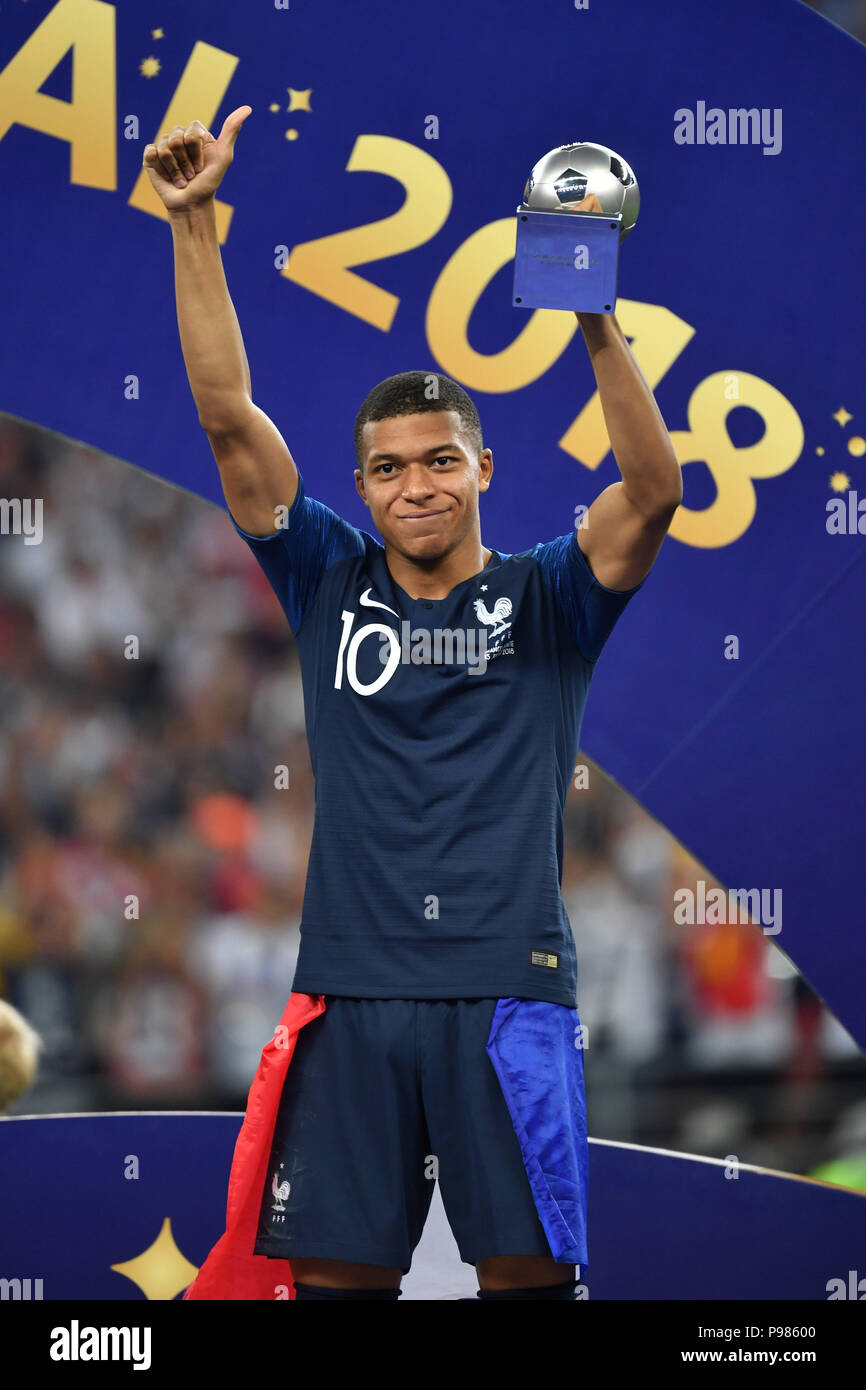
[145,108,681,1301]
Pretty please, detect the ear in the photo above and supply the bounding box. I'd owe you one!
[354,467,368,506]
[477,448,493,493]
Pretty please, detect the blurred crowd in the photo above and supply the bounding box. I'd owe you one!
[0,417,864,1190]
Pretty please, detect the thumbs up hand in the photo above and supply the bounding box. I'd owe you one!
[142,106,252,211]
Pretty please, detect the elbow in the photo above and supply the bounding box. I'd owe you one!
[621,449,682,524]
[626,478,683,526]
[648,494,682,527]
[198,392,253,438]
[655,483,683,519]
[646,466,683,523]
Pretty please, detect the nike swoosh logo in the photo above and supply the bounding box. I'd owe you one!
[359,587,399,619]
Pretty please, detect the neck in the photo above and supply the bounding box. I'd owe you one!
[385,529,491,600]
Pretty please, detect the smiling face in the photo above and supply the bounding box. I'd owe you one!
[355,410,493,565]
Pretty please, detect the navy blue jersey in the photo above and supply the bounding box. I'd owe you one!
[232,473,644,1007]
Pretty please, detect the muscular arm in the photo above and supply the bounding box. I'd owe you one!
[168,199,298,536]
[169,198,253,410]
[575,310,682,590]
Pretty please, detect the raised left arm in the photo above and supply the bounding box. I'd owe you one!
[574,309,682,590]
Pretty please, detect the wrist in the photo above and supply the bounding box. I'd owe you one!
[575,308,620,351]
[167,199,217,226]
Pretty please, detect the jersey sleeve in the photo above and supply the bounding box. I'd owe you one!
[533,529,645,663]
[229,471,366,634]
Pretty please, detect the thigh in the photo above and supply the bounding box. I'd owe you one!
[418,998,554,1266]
[253,997,433,1274]
[288,1257,403,1290]
[476,1254,576,1290]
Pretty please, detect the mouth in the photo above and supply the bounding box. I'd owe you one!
[397,510,445,521]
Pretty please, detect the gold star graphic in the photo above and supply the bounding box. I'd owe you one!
[151,28,164,40]
[848,436,865,458]
[139,57,161,79]
[285,129,300,141]
[832,407,853,428]
[829,471,850,492]
[287,88,313,112]
[110,1217,199,1301]
[815,446,825,456]
[269,103,281,113]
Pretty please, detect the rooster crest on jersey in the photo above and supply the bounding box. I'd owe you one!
[473,594,514,658]
[271,1170,290,1217]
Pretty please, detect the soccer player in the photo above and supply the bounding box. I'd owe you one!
[145,109,682,1301]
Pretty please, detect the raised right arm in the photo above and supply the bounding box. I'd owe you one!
[144,109,298,537]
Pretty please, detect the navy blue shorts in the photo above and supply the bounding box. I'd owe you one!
[253,996,576,1273]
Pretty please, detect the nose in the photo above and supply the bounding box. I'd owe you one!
[401,463,435,500]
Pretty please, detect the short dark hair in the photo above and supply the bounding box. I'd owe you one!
[353,371,483,469]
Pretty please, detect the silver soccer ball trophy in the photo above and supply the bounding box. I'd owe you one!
[522,142,640,242]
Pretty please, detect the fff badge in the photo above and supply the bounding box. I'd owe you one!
[513,142,640,315]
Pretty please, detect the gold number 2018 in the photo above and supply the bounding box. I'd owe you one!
[283,136,803,548]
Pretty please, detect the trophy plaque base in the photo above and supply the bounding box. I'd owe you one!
[513,207,622,314]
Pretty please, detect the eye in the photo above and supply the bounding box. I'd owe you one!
[432,456,457,466]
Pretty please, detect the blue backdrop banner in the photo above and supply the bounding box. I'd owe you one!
[1,1114,865,1299]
